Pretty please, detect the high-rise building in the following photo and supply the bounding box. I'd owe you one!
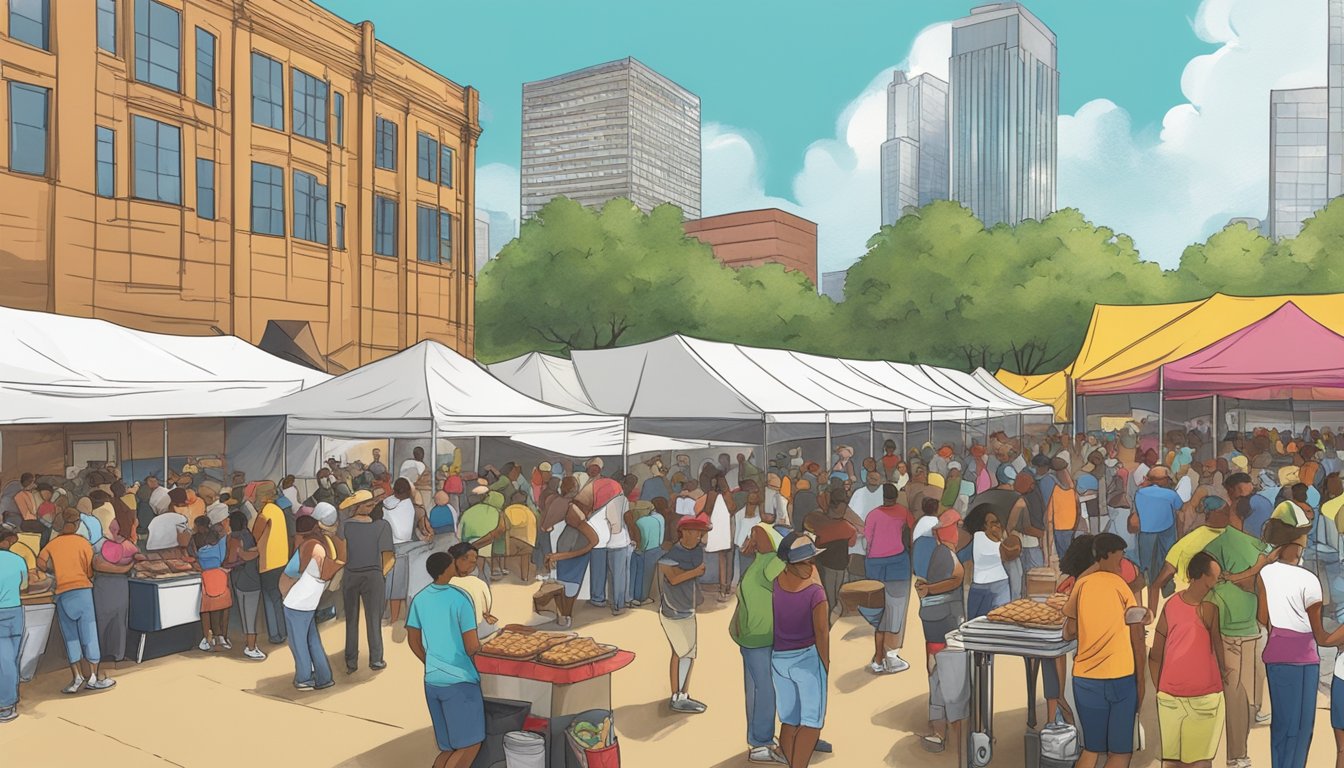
[0,0,480,371]
[521,57,701,219]
[1329,0,1343,199]
[475,209,491,273]
[684,209,818,284]
[949,2,1059,227]
[820,271,847,303]
[1269,88,1329,240]
[881,71,949,226]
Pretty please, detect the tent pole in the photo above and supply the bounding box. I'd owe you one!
[1017,412,1024,444]
[1158,366,1165,451]
[984,408,991,446]
[825,414,832,466]
[928,410,934,450]
[868,413,875,463]
[901,411,908,459]
[282,427,289,476]
[621,419,629,474]
[1211,395,1219,446]
[162,420,169,479]
[430,423,438,489]
[1079,395,1087,436]
[762,417,770,477]
[473,436,481,473]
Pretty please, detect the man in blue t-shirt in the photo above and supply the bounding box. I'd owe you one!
[1132,466,1183,595]
[408,551,484,765]
[0,524,33,723]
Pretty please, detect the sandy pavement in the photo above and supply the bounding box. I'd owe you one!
[0,580,1330,767]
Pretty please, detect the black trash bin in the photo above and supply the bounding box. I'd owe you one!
[471,698,532,768]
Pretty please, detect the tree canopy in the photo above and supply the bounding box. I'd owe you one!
[475,195,1344,374]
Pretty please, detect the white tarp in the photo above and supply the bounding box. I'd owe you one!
[250,341,629,457]
[566,335,1053,426]
[0,306,329,424]
[487,352,754,453]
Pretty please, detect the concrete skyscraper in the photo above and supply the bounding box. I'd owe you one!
[521,57,701,219]
[1329,0,1343,199]
[1269,88,1329,240]
[880,70,949,226]
[949,3,1059,227]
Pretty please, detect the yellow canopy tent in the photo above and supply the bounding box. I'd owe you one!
[993,370,1070,422]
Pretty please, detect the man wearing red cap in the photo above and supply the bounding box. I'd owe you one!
[659,516,708,714]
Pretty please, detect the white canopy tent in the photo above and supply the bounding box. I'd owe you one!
[247,340,635,459]
[0,306,329,424]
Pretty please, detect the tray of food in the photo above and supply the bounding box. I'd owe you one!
[480,629,577,661]
[537,638,619,668]
[986,597,1065,629]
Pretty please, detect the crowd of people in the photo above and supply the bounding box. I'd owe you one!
[2,421,1344,768]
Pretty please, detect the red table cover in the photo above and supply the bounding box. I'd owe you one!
[476,649,635,685]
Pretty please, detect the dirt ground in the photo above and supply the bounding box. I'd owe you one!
[0,580,1333,767]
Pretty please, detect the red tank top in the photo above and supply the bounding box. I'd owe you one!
[1157,594,1222,697]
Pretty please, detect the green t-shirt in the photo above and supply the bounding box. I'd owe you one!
[1203,527,1271,637]
[459,503,501,548]
[729,553,786,649]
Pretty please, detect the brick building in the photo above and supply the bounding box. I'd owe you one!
[684,208,818,285]
[0,0,480,371]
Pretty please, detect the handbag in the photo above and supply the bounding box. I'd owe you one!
[1127,509,1141,535]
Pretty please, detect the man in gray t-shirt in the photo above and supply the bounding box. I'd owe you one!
[659,517,708,713]
[337,491,393,673]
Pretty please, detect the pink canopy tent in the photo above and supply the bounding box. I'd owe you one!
[1083,302,1344,400]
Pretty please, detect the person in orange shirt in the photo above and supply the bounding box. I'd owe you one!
[1063,533,1148,768]
[36,509,116,694]
[1047,457,1080,564]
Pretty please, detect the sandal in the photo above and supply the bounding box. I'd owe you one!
[921,735,946,753]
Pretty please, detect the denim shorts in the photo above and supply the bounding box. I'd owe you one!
[1073,675,1137,754]
[772,645,827,729]
[425,681,485,751]
[55,588,101,665]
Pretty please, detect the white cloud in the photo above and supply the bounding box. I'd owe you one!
[483,0,1322,271]
[1058,0,1325,265]
[702,23,952,275]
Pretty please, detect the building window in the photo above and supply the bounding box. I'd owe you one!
[8,83,49,176]
[194,28,215,107]
[96,127,115,197]
[439,146,454,187]
[375,117,396,170]
[292,169,328,245]
[417,133,438,182]
[416,206,453,264]
[196,158,214,220]
[332,92,344,147]
[250,162,284,236]
[291,69,328,142]
[374,195,397,256]
[97,0,117,53]
[9,0,49,51]
[251,52,284,131]
[334,203,346,250]
[134,0,181,92]
[131,115,181,203]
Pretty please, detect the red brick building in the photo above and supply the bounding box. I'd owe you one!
[684,208,818,285]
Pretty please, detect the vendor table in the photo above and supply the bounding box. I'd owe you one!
[955,618,1076,768]
[478,650,634,768]
[128,574,202,663]
[18,591,54,683]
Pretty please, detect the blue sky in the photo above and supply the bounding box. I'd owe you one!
[314,0,1327,271]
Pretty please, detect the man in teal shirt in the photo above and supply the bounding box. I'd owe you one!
[408,551,484,766]
[0,524,33,723]
[730,538,786,764]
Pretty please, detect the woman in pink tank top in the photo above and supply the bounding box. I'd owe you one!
[1148,551,1225,767]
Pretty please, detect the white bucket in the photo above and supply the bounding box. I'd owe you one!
[503,730,546,768]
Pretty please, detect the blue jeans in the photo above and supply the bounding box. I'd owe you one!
[283,607,333,688]
[1019,545,1044,573]
[741,645,776,747]
[1267,663,1318,768]
[607,545,632,610]
[631,548,660,603]
[967,579,1010,621]
[1073,675,1138,754]
[1137,525,1177,595]
[0,606,22,708]
[55,588,100,664]
[260,568,287,643]
[589,547,609,604]
[1053,531,1075,562]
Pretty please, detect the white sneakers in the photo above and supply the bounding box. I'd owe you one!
[218,637,233,651]
[243,646,267,660]
[748,745,787,763]
[60,677,85,694]
[867,662,886,674]
[198,638,213,652]
[883,654,910,673]
[63,675,115,694]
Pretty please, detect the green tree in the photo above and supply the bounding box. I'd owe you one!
[475,197,834,362]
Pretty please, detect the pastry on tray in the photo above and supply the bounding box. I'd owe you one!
[481,629,569,659]
[986,598,1065,627]
[538,637,611,666]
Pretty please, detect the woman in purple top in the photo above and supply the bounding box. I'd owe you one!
[772,532,830,768]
